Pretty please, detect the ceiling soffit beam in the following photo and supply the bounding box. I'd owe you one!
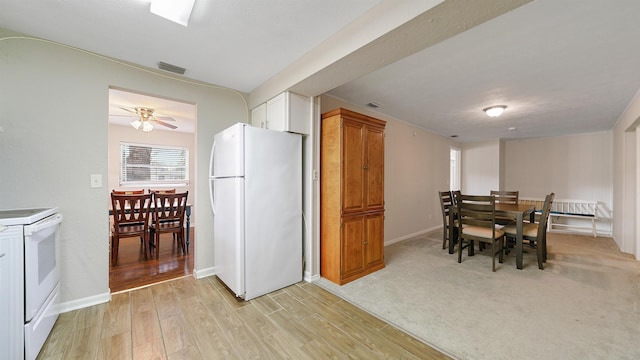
[248,0,533,109]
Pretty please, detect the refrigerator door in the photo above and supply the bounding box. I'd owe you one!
[212,177,245,297]
[210,123,244,178]
[243,127,302,300]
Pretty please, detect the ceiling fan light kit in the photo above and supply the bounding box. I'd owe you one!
[120,106,177,132]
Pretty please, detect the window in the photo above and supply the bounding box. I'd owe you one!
[120,142,189,186]
[450,147,461,191]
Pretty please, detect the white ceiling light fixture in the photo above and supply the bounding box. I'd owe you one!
[150,0,196,27]
[130,119,142,130]
[142,121,154,132]
[483,105,507,117]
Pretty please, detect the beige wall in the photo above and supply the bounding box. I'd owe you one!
[107,124,196,223]
[0,30,246,308]
[613,89,640,258]
[461,140,501,195]
[503,132,613,235]
[319,95,459,244]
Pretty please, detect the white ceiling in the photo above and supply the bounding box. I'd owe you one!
[2,0,640,141]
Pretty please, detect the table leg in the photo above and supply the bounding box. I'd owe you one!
[186,206,191,253]
[516,213,523,269]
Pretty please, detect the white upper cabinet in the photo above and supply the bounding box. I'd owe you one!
[250,91,310,135]
[250,103,267,129]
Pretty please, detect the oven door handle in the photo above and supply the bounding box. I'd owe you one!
[25,213,63,235]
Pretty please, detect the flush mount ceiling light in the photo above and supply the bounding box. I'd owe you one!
[150,0,196,27]
[483,105,507,117]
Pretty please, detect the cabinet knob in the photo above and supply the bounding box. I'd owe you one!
[363,240,368,245]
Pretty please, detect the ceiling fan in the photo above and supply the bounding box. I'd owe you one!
[116,106,178,132]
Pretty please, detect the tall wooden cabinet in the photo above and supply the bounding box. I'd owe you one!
[321,108,386,285]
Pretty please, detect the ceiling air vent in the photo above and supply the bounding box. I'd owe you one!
[158,61,186,75]
[366,102,380,109]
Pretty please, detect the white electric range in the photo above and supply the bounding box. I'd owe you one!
[0,207,63,360]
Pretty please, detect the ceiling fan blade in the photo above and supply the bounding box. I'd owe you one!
[119,106,137,114]
[154,120,178,129]
[155,116,176,121]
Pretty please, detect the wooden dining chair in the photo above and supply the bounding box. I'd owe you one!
[490,190,519,204]
[110,193,153,266]
[503,193,555,269]
[456,194,504,271]
[150,191,189,258]
[438,191,458,254]
[491,190,519,225]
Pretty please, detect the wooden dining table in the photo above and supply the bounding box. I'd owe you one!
[495,203,535,269]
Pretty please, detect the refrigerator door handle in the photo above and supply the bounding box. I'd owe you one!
[209,140,216,215]
[209,180,216,215]
[209,140,216,178]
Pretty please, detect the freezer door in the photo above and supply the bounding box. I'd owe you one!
[213,177,245,297]
[210,123,244,178]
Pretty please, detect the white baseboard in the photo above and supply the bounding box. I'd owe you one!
[58,291,110,314]
[385,226,440,246]
[193,266,216,279]
[304,272,320,283]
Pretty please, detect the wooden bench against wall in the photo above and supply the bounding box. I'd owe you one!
[519,198,599,237]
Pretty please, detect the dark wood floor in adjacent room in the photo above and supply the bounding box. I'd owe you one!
[109,229,194,293]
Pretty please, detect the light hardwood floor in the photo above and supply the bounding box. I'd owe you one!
[37,276,449,359]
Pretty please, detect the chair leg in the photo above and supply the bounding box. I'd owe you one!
[491,241,496,272]
[449,227,457,254]
[536,239,544,270]
[111,236,119,266]
[442,226,447,250]
[180,230,186,255]
[498,237,504,264]
[144,232,150,260]
[542,231,548,262]
[156,232,161,258]
[458,237,463,263]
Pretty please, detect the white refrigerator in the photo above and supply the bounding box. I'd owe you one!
[209,123,302,300]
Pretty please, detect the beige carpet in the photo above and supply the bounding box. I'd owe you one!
[317,231,640,360]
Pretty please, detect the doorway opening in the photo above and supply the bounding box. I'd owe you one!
[108,87,197,293]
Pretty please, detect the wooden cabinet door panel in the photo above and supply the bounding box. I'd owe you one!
[341,215,365,279]
[365,126,385,210]
[321,108,386,285]
[341,120,365,213]
[365,213,384,267]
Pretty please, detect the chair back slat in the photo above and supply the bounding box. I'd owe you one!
[111,193,152,226]
[112,189,145,195]
[149,188,176,194]
[490,190,519,204]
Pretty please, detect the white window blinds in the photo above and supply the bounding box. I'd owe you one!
[120,142,189,186]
